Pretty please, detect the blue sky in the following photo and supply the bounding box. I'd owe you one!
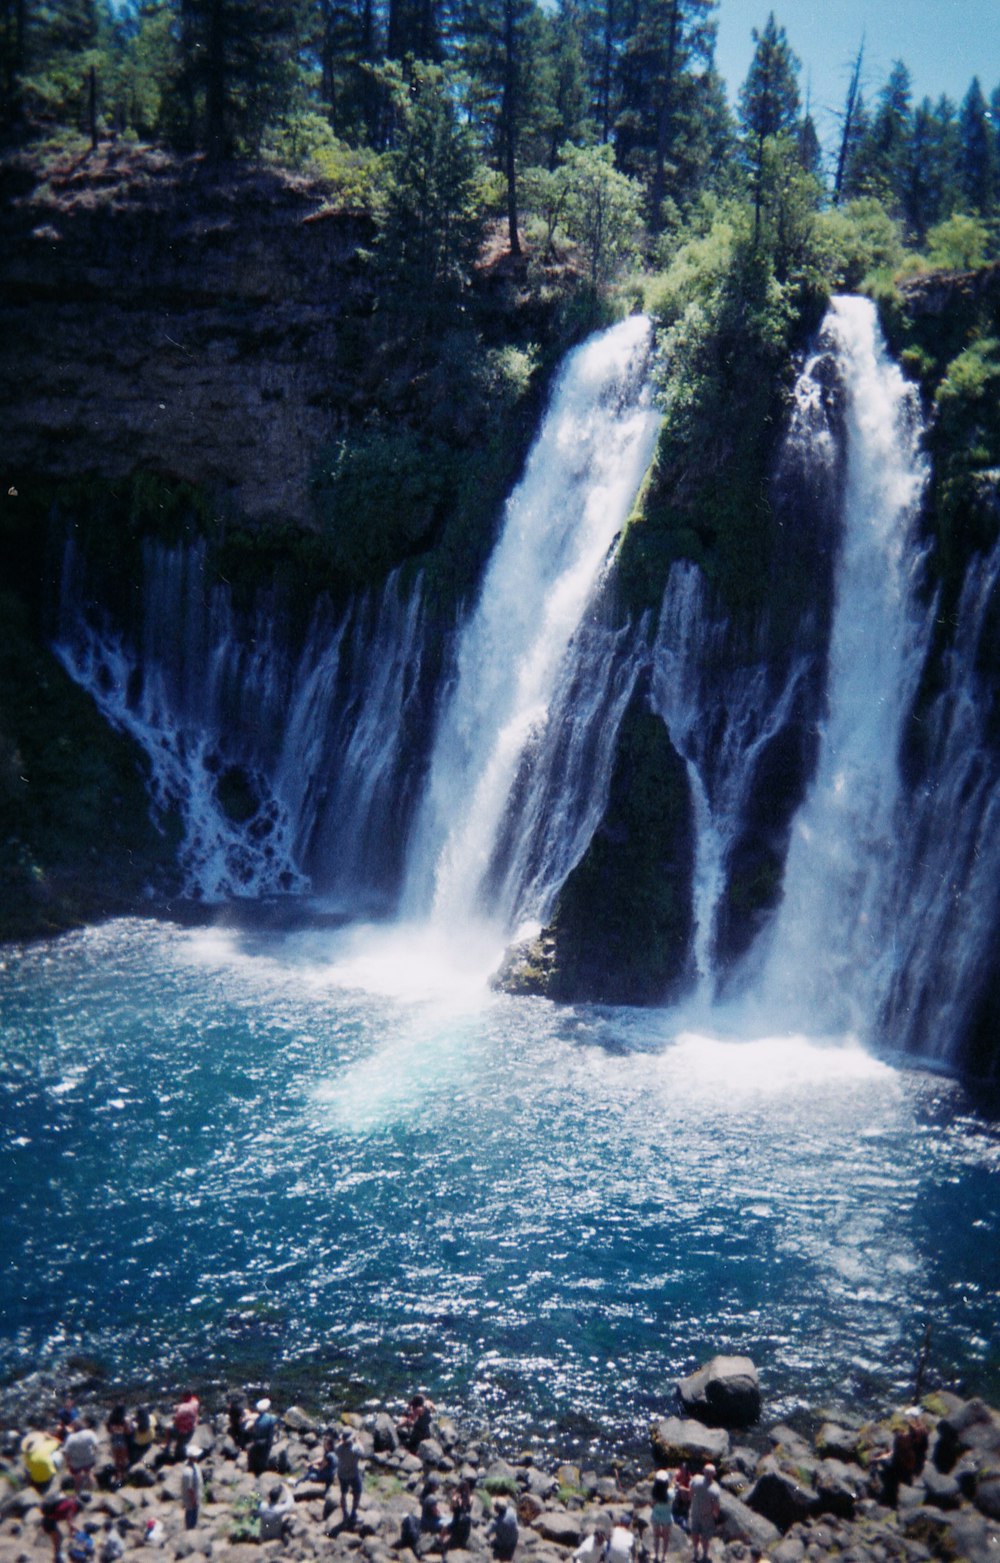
[713,0,1000,157]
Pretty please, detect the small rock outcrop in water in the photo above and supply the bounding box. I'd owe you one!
[494,683,695,1005]
[676,1357,761,1430]
[3,1382,1000,1563]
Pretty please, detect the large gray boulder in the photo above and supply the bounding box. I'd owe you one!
[716,1489,781,1550]
[650,1416,730,1467]
[746,1458,822,1532]
[676,1356,761,1429]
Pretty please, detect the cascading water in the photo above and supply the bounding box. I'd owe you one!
[403,311,659,931]
[402,314,661,935]
[55,540,429,905]
[751,296,931,1033]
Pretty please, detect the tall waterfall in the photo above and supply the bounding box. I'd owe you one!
[754,296,931,1032]
[402,315,661,933]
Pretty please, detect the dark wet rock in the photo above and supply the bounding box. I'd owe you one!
[814,1423,859,1462]
[935,1398,1000,1471]
[813,1458,864,1520]
[746,1459,822,1532]
[677,1357,761,1430]
[716,1489,780,1549]
[974,1457,1000,1520]
[921,1463,962,1509]
[372,1415,398,1454]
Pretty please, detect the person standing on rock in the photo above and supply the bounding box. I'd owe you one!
[650,1471,673,1562]
[106,1405,132,1488]
[166,1392,199,1461]
[181,1450,203,1530]
[336,1427,364,1526]
[687,1464,720,1563]
[671,1462,691,1531]
[63,1422,99,1494]
[247,1398,277,1476]
[40,1492,79,1563]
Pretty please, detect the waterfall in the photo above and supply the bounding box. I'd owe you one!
[753,296,931,1032]
[54,540,429,904]
[402,314,661,933]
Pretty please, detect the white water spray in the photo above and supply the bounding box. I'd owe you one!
[404,315,661,933]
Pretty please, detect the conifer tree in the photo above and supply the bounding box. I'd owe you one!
[958,77,997,216]
[738,11,800,239]
[461,0,547,257]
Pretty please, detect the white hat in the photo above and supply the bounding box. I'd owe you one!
[256,1398,272,1412]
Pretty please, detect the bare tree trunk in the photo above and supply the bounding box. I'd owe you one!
[834,38,864,204]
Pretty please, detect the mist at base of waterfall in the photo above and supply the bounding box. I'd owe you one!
[2,916,998,1457]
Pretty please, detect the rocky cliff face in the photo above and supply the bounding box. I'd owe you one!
[1,145,373,525]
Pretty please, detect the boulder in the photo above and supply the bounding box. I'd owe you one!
[649,1417,729,1468]
[524,1470,557,1500]
[415,1438,444,1469]
[814,1424,859,1463]
[813,1459,864,1520]
[922,1464,962,1509]
[281,1407,314,1435]
[534,1511,583,1547]
[716,1489,780,1551]
[935,1399,1000,1472]
[676,1357,761,1429]
[371,1416,398,1454]
[746,1459,821,1532]
[974,1458,1000,1520]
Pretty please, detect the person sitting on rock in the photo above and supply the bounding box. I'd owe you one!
[687,1464,721,1563]
[605,1517,636,1563]
[181,1450,203,1530]
[443,1479,474,1554]
[300,1431,337,1491]
[649,1471,673,1562]
[398,1395,435,1453]
[54,1396,80,1443]
[258,1481,295,1542]
[486,1498,518,1562]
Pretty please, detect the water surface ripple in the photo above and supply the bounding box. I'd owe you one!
[2,919,999,1454]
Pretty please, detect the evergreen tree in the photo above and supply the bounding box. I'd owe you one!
[738,11,800,238]
[613,0,715,227]
[461,0,547,257]
[175,0,309,157]
[958,76,997,215]
[377,59,484,310]
[853,59,912,215]
[544,0,589,166]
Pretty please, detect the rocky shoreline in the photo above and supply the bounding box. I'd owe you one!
[1,1358,999,1563]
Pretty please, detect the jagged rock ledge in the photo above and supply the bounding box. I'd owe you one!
[2,1369,1000,1563]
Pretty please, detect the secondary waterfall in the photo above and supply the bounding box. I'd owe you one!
[403,314,661,933]
[754,296,931,1031]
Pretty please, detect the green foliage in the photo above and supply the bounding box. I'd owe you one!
[925,212,993,271]
[263,110,381,208]
[229,1494,260,1542]
[553,142,643,283]
[813,198,906,291]
[620,194,826,615]
[312,422,450,583]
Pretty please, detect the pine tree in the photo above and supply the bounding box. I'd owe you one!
[176,0,308,157]
[958,77,997,216]
[738,11,800,239]
[461,0,547,257]
[853,59,912,215]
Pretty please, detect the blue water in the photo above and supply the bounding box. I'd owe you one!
[2,915,999,1453]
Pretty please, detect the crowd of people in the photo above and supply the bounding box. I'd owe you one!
[16,1385,933,1563]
